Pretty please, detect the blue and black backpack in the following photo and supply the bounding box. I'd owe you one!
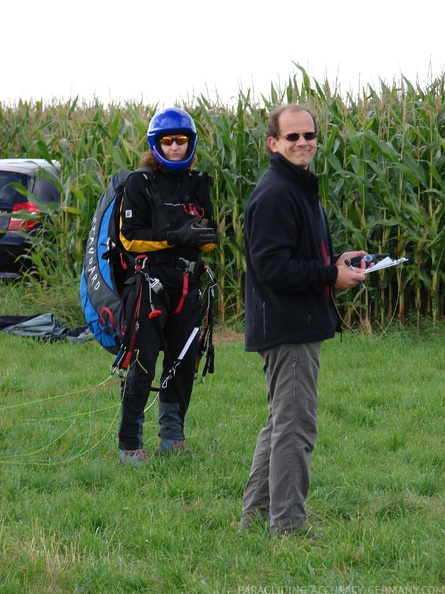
[80,168,134,355]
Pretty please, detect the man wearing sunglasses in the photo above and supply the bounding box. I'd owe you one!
[117,107,217,464]
[240,104,367,536]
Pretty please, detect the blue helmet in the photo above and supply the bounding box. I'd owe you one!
[147,107,197,172]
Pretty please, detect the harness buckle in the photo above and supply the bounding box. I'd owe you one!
[149,277,164,295]
[135,254,148,273]
[176,257,196,274]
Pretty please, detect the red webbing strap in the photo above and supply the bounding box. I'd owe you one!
[121,280,144,369]
[174,273,189,314]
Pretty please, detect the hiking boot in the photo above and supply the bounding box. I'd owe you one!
[119,448,150,466]
[155,438,192,456]
[271,525,324,540]
[239,509,270,534]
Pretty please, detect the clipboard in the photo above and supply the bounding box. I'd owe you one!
[362,256,409,274]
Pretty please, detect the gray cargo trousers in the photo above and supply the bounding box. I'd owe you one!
[240,341,321,535]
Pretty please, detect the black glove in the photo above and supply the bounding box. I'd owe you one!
[167,217,216,247]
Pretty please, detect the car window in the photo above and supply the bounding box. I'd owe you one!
[0,172,31,206]
[35,175,60,204]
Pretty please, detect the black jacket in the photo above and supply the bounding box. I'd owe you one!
[119,167,215,291]
[244,153,340,351]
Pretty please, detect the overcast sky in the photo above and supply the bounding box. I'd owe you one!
[2,0,444,108]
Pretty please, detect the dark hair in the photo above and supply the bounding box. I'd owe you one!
[265,104,318,155]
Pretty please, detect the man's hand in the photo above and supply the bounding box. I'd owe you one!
[336,251,368,269]
[334,251,368,290]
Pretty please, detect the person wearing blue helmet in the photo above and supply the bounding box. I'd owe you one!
[147,107,198,172]
[117,107,217,464]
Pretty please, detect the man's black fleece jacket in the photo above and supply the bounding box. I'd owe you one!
[244,153,340,352]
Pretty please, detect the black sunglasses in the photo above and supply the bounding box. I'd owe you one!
[278,132,317,142]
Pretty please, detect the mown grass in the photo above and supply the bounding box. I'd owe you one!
[1,320,444,592]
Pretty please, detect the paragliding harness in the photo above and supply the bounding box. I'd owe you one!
[110,253,217,388]
[80,165,217,386]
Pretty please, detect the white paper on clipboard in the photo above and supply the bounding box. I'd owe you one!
[362,256,409,274]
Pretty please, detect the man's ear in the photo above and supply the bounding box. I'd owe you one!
[267,136,279,153]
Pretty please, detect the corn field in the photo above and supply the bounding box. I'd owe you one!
[1,67,444,330]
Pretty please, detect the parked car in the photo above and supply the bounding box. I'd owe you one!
[0,159,60,279]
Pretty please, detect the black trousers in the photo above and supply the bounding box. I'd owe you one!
[118,281,201,450]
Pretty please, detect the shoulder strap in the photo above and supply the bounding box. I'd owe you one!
[134,166,169,232]
[190,169,212,206]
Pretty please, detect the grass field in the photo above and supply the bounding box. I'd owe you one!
[0,326,444,593]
